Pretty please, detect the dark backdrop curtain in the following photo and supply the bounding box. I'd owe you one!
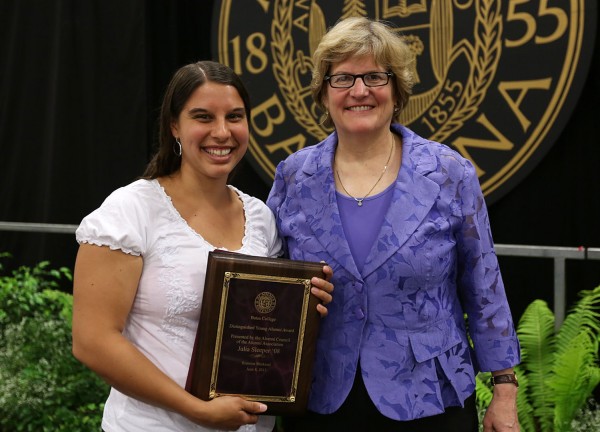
[0,0,148,275]
[0,0,599,321]
[0,0,212,275]
[489,43,600,316]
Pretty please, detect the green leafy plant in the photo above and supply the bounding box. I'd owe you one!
[477,285,600,432]
[0,254,109,431]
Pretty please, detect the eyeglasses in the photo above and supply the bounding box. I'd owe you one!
[324,72,394,88]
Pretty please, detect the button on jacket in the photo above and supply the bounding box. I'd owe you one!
[266,123,520,421]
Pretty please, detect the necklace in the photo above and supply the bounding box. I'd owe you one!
[335,134,395,207]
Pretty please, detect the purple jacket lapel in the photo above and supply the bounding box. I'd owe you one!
[297,133,363,280]
[362,126,440,278]
[296,125,440,280]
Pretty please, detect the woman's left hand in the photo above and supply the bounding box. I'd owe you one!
[483,384,520,432]
[311,265,334,317]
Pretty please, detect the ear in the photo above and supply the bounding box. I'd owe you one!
[170,121,179,138]
[322,94,329,112]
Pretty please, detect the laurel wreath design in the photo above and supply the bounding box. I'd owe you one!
[271,0,328,142]
[341,0,367,19]
[271,0,502,145]
[431,0,502,143]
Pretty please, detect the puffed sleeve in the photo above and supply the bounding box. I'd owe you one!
[75,185,149,256]
[455,160,521,372]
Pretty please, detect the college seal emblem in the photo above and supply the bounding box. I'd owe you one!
[212,0,596,203]
[254,291,277,314]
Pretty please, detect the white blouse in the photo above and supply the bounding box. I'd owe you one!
[76,179,281,432]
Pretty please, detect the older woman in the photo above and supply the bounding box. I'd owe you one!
[267,17,520,432]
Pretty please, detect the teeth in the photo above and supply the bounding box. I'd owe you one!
[205,148,232,156]
[348,106,371,111]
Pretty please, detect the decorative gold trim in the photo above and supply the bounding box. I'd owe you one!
[431,0,502,143]
[209,272,312,403]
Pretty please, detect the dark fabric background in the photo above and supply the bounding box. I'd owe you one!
[1,0,599,320]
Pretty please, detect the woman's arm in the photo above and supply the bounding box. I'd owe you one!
[483,368,520,432]
[453,160,520,430]
[72,244,267,430]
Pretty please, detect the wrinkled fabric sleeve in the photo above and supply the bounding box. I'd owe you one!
[75,188,147,256]
[455,160,521,372]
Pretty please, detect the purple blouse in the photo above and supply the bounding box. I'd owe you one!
[337,185,394,272]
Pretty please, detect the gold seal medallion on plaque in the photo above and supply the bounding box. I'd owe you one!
[212,0,596,203]
[255,291,277,314]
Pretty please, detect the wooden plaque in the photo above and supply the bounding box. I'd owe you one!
[185,250,324,416]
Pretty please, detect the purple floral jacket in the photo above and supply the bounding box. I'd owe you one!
[266,124,520,421]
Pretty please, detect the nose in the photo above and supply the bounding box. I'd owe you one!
[211,118,231,140]
[350,77,369,96]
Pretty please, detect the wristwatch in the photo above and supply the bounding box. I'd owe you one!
[490,373,519,387]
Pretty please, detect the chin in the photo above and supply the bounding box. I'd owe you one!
[342,124,381,135]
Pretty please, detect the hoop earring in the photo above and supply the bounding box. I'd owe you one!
[173,138,182,157]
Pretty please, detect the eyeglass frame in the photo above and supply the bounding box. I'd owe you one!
[324,71,394,88]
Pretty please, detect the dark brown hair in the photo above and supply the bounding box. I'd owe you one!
[142,61,251,178]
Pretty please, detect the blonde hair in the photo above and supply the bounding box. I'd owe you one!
[311,17,415,128]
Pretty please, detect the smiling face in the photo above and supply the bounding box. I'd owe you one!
[170,81,249,181]
[323,55,396,137]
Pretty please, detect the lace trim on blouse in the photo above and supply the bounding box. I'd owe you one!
[151,179,260,252]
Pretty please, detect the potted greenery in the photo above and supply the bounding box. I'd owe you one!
[0,253,109,431]
[477,285,600,432]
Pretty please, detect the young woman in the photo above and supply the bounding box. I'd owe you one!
[72,61,333,432]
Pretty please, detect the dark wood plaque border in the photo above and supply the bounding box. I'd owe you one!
[185,250,324,416]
